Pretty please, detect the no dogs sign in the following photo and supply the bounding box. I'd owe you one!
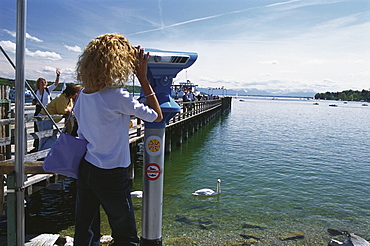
[145,163,161,181]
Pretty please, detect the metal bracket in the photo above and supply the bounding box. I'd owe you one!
[7,186,25,193]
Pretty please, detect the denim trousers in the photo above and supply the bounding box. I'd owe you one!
[74,159,139,246]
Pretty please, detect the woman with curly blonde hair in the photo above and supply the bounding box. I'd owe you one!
[73,33,162,246]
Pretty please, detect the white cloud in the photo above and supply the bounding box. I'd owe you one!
[1,40,61,60]
[3,29,15,37]
[0,40,16,53]
[42,66,56,72]
[304,59,326,65]
[26,33,43,43]
[353,59,366,64]
[259,60,279,65]
[26,50,62,60]
[64,44,82,52]
[266,0,299,8]
[3,29,43,42]
[62,67,76,75]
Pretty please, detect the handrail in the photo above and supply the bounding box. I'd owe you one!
[0,99,223,168]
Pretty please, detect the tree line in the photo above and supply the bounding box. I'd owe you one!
[314,89,370,102]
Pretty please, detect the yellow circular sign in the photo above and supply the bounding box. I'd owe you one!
[145,136,162,156]
[148,139,160,153]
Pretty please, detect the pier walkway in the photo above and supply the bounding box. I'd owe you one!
[0,96,231,215]
[0,93,231,245]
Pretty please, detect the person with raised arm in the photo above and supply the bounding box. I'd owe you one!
[30,69,60,152]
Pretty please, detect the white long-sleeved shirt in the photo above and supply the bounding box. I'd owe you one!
[34,84,57,106]
[74,87,158,169]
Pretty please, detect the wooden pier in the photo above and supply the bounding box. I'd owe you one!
[0,84,231,244]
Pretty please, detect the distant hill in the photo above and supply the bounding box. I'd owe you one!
[315,89,370,102]
[197,86,370,101]
[198,87,316,98]
[0,77,16,88]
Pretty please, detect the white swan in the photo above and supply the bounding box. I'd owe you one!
[130,190,143,198]
[192,179,221,196]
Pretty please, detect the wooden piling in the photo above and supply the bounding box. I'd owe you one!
[165,132,171,154]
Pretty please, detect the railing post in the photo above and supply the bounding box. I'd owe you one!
[0,85,11,215]
[7,172,16,246]
[182,104,186,119]
[0,173,3,215]
[137,118,142,137]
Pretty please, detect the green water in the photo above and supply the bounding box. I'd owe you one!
[22,97,369,245]
[129,98,370,245]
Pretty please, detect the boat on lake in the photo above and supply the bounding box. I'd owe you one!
[171,80,200,99]
[8,87,33,103]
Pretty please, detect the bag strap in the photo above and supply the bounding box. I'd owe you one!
[45,87,52,100]
[63,92,80,133]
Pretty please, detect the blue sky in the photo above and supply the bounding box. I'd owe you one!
[1,0,369,94]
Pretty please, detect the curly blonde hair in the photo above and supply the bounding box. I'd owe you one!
[76,33,137,91]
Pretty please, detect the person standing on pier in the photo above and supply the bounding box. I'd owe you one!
[30,68,60,152]
[74,33,162,246]
[36,84,81,151]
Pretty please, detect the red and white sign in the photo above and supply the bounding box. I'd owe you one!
[145,163,161,181]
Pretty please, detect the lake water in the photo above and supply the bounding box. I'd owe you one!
[147,97,370,245]
[9,97,370,245]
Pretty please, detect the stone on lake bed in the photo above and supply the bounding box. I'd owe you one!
[279,231,305,241]
[240,232,261,241]
[164,237,199,246]
[241,223,267,230]
[328,229,370,246]
[226,238,259,245]
[174,216,195,224]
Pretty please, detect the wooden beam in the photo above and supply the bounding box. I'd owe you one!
[0,162,49,174]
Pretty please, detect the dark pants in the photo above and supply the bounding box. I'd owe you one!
[33,106,42,149]
[74,159,139,246]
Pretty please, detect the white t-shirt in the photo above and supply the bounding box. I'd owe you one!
[35,84,57,106]
[74,87,158,169]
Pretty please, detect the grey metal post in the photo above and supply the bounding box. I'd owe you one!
[7,173,16,245]
[142,127,165,245]
[139,48,197,246]
[14,0,26,244]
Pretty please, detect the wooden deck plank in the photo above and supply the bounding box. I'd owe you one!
[24,234,59,246]
[24,174,54,187]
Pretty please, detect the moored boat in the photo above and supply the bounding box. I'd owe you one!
[171,80,200,99]
[8,87,33,103]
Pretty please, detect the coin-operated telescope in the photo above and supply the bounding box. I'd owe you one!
[140,49,197,246]
[141,49,198,127]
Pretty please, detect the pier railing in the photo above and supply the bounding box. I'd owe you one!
[0,94,229,214]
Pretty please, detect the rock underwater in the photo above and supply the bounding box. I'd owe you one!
[328,229,370,246]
